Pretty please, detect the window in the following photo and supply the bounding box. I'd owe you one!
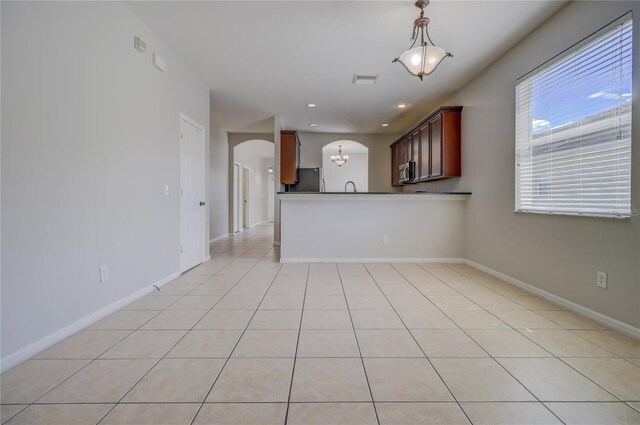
[515,15,632,218]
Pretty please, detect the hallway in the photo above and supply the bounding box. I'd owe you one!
[1,224,639,424]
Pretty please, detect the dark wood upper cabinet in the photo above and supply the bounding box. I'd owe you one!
[429,113,443,179]
[411,130,420,170]
[280,130,300,185]
[391,143,401,187]
[418,123,430,180]
[390,106,462,185]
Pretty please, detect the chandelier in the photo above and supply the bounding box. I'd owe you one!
[331,145,349,167]
[393,0,452,80]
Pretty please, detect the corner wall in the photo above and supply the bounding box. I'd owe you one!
[408,1,640,328]
[209,115,229,241]
[1,2,210,365]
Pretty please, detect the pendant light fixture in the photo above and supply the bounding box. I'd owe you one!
[331,145,349,167]
[393,0,452,80]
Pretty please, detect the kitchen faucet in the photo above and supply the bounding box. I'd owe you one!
[344,181,357,193]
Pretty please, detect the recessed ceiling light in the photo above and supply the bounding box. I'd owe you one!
[309,123,317,127]
[307,103,317,108]
[396,103,408,109]
[381,123,389,127]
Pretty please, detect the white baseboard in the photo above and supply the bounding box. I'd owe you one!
[0,271,179,373]
[209,234,229,244]
[280,257,465,264]
[249,221,270,228]
[464,259,640,340]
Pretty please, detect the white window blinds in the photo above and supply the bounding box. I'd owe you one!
[515,16,632,218]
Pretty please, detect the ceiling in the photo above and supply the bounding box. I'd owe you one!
[128,1,567,134]
[322,140,369,154]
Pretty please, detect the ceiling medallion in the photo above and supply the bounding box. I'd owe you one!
[330,145,349,167]
[393,0,452,80]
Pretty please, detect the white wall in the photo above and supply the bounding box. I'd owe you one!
[233,140,274,227]
[209,108,229,241]
[1,2,210,366]
[297,132,400,192]
[280,195,467,261]
[322,152,369,192]
[406,1,640,328]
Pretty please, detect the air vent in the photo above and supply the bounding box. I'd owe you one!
[352,74,377,85]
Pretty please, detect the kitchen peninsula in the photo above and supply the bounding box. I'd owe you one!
[278,192,470,263]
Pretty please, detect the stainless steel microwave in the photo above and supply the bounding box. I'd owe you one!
[399,161,414,183]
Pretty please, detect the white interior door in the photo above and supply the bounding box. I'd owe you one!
[242,167,250,228]
[268,174,275,222]
[180,114,205,272]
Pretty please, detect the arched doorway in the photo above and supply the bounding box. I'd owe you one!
[321,140,369,192]
[232,139,274,232]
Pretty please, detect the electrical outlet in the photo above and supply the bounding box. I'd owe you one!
[164,185,169,196]
[99,266,108,283]
[596,271,607,289]
[383,235,389,245]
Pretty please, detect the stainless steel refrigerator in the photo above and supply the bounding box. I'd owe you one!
[290,168,324,192]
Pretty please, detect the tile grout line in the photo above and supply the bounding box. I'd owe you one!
[0,229,274,424]
[444,265,627,352]
[187,247,283,425]
[437,264,632,406]
[282,263,311,425]
[337,264,382,425]
[397,263,567,423]
[95,232,276,425]
[364,264,474,425]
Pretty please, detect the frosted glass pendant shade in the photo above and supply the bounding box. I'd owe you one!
[392,1,452,80]
[395,44,448,80]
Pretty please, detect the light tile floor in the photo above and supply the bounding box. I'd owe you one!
[1,224,639,424]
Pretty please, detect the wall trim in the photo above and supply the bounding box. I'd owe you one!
[250,221,271,228]
[0,271,180,373]
[280,257,465,264]
[209,234,229,244]
[464,259,640,340]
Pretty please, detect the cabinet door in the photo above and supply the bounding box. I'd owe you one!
[401,137,410,163]
[280,132,299,184]
[418,124,430,180]
[430,114,443,179]
[295,134,301,172]
[411,130,420,176]
[391,143,400,186]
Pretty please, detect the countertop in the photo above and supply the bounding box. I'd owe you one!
[278,191,471,201]
[277,191,472,195]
